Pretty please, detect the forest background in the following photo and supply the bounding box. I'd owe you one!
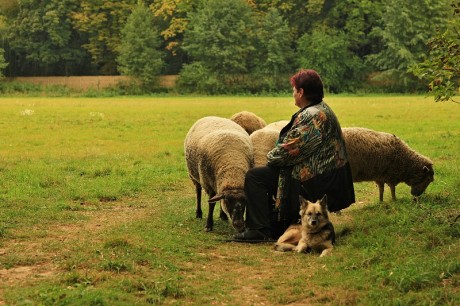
[0,0,459,98]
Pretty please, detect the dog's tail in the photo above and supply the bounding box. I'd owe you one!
[273,242,296,252]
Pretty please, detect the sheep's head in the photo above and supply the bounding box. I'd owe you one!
[208,190,246,232]
[409,164,434,197]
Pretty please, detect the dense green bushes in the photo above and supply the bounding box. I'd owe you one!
[0,0,456,95]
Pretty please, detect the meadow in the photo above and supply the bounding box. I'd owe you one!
[0,95,459,305]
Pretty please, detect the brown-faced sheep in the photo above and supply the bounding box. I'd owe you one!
[230,111,267,135]
[184,116,253,232]
[342,127,434,201]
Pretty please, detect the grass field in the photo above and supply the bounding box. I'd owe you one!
[0,95,459,305]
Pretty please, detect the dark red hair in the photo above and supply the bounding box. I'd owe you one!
[290,69,324,104]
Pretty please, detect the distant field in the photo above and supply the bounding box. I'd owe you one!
[0,96,459,305]
[9,75,178,90]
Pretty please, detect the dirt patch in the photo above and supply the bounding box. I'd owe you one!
[0,203,150,303]
[0,263,55,285]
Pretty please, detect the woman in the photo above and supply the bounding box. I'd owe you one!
[234,69,355,241]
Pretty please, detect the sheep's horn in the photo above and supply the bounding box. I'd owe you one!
[208,194,225,203]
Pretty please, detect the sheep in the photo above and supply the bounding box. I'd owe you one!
[230,111,267,135]
[265,120,289,131]
[184,116,253,232]
[250,128,279,167]
[342,127,434,201]
[250,120,288,167]
[249,120,288,167]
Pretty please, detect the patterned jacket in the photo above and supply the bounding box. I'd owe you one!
[267,101,348,181]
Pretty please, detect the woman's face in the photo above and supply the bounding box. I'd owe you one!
[293,86,307,108]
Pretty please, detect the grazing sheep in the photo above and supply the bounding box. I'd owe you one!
[342,127,434,201]
[230,111,267,135]
[184,116,253,232]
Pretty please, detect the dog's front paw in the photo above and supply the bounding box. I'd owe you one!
[295,245,306,253]
[319,248,332,257]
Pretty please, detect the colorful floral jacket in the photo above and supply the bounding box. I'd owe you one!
[267,101,349,208]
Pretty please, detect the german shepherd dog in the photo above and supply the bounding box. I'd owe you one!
[274,194,335,257]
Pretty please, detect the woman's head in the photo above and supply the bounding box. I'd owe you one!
[290,69,324,104]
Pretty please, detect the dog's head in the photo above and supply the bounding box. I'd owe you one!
[299,194,329,229]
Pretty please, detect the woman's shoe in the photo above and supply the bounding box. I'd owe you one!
[232,229,274,243]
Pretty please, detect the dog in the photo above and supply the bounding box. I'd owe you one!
[274,194,335,257]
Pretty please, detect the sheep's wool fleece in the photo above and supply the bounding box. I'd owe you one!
[184,116,253,194]
[342,127,433,183]
[230,111,267,135]
[250,125,284,167]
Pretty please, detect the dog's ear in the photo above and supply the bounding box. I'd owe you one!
[208,194,225,203]
[299,195,308,211]
[320,194,328,209]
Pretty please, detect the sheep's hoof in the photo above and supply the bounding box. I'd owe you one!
[196,211,203,219]
[204,226,213,232]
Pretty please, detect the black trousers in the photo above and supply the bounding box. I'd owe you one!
[244,166,301,238]
[243,163,355,238]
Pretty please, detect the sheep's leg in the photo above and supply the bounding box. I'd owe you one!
[389,184,396,201]
[205,201,215,232]
[195,184,202,219]
[377,182,385,201]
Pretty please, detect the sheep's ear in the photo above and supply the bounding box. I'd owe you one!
[423,165,430,173]
[208,194,224,203]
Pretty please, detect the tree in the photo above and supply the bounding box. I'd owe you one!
[297,27,364,93]
[0,48,7,78]
[182,0,256,75]
[117,1,164,88]
[324,0,383,58]
[366,0,451,91]
[411,1,460,102]
[249,7,294,91]
[149,0,194,55]
[0,5,8,78]
[6,0,88,76]
[71,0,137,74]
[252,0,319,37]
[149,0,198,74]
[255,8,294,77]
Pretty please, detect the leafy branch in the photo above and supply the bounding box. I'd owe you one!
[411,1,460,103]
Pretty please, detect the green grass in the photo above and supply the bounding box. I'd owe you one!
[0,95,459,305]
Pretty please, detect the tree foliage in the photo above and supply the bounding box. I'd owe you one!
[117,1,164,88]
[183,0,256,74]
[256,8,294,76]
[297,27,364,93]
[71,0,137,74]
[411,1,460,102]
[6,0,87,76]
[0,0,455,95]
[0,48,7,78]
[149,0,194,55]
[366,0,451,91]
[179,0,258,92]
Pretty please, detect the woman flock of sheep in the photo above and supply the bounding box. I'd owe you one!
[184,111,434,233]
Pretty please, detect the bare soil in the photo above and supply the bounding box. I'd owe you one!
[0,200,366,305]
[0,204,149,304]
